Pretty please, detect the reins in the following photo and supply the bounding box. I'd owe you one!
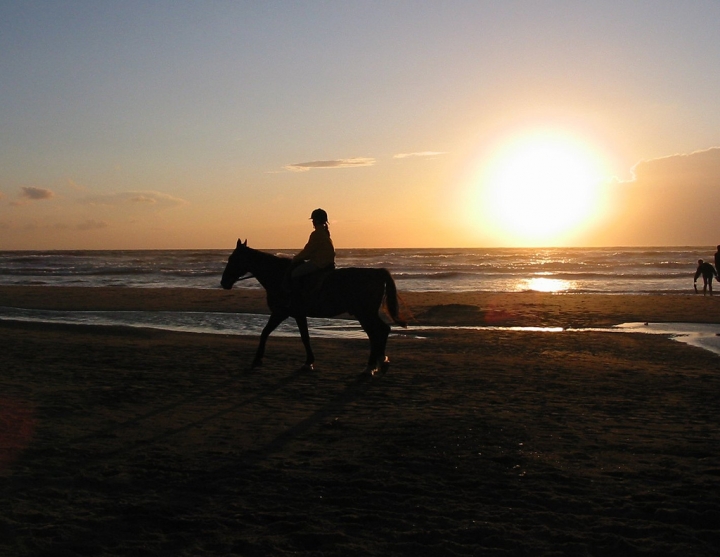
[236,273,255,282]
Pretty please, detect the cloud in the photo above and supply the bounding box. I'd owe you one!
[17,219,109,233]
[66,178,88,192]
[284,157,375,172]
[129,194,161,204]
[20,186,54,200]
[82,190,188,209]
[393,151,447,159]
[75,219,109,231]
[631,147,720,186]
[590,147,720,245]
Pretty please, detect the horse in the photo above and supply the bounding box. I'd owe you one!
[221,239,407,374]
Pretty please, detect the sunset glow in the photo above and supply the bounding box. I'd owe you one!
[2,3,720,249]
[476,132,608,246]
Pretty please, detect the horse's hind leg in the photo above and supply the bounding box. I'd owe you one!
[378,319,390,361]
[359,314,391,374]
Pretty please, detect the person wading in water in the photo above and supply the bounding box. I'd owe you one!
[694,259,718,296]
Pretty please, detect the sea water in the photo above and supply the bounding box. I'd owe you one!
[0,246,715,293]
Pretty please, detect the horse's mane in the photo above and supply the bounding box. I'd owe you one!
[245,245,292,272]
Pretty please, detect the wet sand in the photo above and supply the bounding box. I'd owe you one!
[2,286,720,556]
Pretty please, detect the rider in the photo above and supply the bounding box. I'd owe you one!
[287,208,336,309]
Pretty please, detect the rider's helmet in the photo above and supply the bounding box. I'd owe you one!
[310,208,328,223]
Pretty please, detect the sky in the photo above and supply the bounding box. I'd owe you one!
[2,1,720,250]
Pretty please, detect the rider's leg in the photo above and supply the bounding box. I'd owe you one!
[288,262,318,311]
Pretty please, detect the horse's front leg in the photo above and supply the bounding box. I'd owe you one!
[252,311,288,368]
[294,315,315,371]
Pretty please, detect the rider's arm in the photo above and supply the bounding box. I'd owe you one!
[293,231,320,263]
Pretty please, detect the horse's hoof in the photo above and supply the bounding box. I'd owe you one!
[300,363,315,372]
[250,359,263,369]
[363,363,385,376]
[365,357,390,376]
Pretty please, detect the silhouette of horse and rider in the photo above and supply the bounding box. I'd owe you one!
[221,209,407,374]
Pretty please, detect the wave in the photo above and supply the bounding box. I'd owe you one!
[0,247,711,294]
[393,270,691,281]
[0,267,157,277]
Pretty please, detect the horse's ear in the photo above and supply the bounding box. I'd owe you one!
[243,239,247,246]
[236,238,243,249]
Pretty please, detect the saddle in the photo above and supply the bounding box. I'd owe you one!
[288,266,335,313]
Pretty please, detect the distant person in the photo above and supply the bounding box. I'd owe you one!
[694,259,717,296]
[715,245,720,276]
[286,208,336,310]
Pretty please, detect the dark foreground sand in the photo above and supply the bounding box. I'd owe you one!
[2,286,720,556]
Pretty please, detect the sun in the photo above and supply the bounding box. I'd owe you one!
[476,131,607,245]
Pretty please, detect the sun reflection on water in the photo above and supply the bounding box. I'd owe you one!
[523,277,573,293]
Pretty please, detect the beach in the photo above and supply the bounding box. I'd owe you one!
[2,286,720,556]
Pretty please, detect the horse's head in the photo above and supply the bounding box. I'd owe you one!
[221,239,251,289]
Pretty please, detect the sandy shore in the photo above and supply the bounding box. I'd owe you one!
[2,286,720,556]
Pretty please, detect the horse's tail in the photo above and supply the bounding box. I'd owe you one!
[382,269,408,328]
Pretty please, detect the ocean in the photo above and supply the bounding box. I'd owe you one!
[0,246,716,294]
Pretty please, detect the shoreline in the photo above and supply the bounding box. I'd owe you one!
[2,284,720,328]
[4,304,720,357]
